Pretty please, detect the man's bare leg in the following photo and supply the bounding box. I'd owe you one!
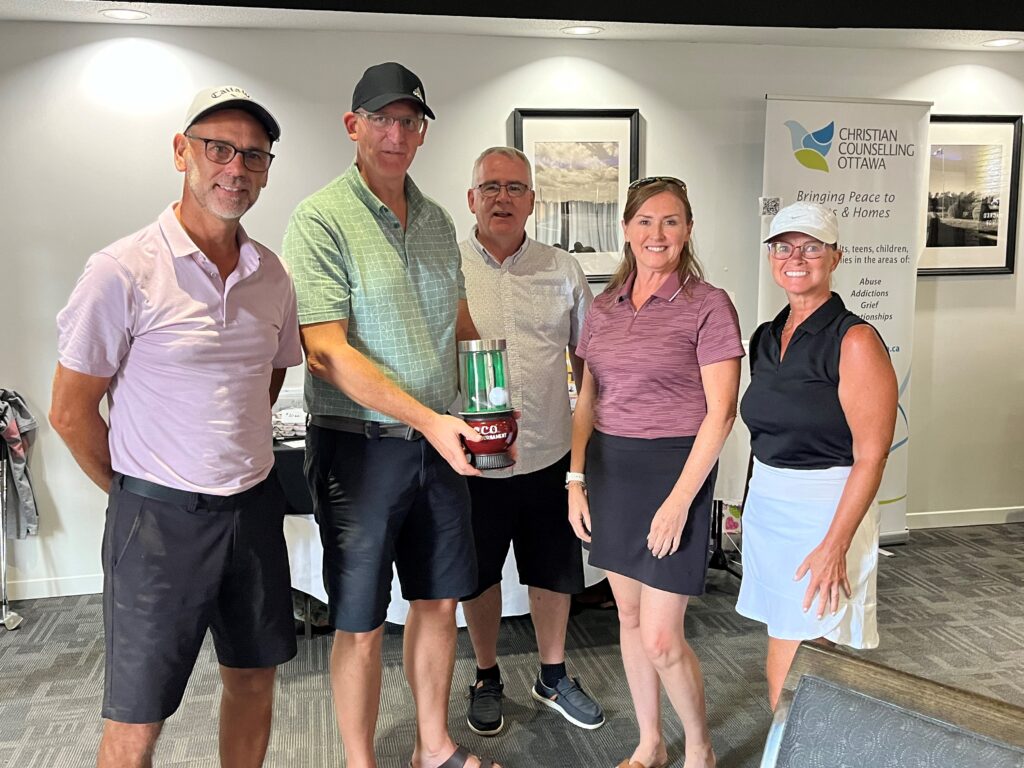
[97,721,162,768]
[219,665,277,767]
[463,584,502,670]
[406,598,500,768]
[331,627,384,768]
[528,586,571,665]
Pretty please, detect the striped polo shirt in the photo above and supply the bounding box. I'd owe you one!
[576,270,743,438]
[282,164,466,420]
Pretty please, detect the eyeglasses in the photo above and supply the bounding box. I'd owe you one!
[186,135,274,172]
[628,176,687,191]
[474,181,531,198]
[357,111,426,134]
[767,241,831,259]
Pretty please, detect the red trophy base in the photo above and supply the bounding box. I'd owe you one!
[461,410,517,470]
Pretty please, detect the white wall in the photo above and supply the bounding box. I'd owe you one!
[1,22,1021,597]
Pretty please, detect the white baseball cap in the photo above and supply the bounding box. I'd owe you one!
[183,86,281,142]
[764,201,839,244]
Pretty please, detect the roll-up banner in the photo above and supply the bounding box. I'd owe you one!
[760,95,932,544]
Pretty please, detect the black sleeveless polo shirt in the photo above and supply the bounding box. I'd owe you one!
[740,293,879,469]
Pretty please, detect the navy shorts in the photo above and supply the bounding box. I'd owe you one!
[585,431,716,596]
[102,472,296,724]
[305,424,477,633]
[463,453,584,600]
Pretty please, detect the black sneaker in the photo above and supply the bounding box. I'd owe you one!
[467,679,504,736]
[531,675,605,730]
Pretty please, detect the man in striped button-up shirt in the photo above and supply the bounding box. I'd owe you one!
[459,147,605,740]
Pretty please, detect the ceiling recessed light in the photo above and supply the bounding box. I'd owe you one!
[560,25,604,36]
[982,38,1023,48]
[100,8,150,21]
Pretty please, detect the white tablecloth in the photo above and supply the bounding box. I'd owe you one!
[713,340,753,505]
[283,514,605,627]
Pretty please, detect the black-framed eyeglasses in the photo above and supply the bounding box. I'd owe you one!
[474,181,531,198]
[356,111,426,134]
[628,175,687,191]
[186,135,274,172]
[767,241,831,260]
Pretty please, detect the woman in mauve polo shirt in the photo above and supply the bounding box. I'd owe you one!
[568,178,743,768]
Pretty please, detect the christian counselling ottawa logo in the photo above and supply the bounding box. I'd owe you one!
[785,120,835,172]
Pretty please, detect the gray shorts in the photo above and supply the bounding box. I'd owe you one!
[101,472,296,724]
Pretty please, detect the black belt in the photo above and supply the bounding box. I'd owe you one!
[117,473,268,511]
[310,414,422,441]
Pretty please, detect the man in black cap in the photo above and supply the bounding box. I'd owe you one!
[283,63,498,768]
[52,86,298,767]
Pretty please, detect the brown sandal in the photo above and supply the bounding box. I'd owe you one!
[411,744,497,768]
[616,760,668,768]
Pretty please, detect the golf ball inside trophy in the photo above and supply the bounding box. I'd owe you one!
[458,339,517,470]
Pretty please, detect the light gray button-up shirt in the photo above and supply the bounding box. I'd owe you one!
[460,230,593,476]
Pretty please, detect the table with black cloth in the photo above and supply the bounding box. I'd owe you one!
[274,442,313,515]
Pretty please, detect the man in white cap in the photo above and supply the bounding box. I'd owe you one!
[51,86,299,768]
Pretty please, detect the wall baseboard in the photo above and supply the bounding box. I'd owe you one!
[907,506,1024,530]
[880,528,910,546]
[7,507,1020,600]
[9,573,102,601]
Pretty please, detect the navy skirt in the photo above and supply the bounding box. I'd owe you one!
[586,431,716,596]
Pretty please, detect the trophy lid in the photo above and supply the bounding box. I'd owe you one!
[458,339,507,353]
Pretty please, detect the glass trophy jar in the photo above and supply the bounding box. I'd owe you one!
[457,339,517,469]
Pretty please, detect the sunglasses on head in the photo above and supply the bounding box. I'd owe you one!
[628,176,687,191]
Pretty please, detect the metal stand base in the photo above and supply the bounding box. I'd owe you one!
[2,607,23,631]
[303,594,312,641]
[2,449,24,630]
[708,500,742,579]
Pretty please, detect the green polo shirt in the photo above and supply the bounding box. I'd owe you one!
[282,164,466,421]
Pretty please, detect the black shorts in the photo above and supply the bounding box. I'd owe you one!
[102,472,296,724]
[305,424,477,633]
[463,453,584,601]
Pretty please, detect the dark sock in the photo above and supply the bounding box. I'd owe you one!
[540,662,567,687]
[476,664,501,684]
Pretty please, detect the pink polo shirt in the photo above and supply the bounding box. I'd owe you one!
[57,203,302,494]
[576,271,743,439]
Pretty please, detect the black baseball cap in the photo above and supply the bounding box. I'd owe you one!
[351,62,435,120]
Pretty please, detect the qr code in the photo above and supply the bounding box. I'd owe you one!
[760,197,781,216]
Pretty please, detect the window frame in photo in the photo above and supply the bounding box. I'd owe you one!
[511,108,641,282]
[919,114,1021,276]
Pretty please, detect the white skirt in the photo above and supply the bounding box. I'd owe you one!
[736,459,879,648]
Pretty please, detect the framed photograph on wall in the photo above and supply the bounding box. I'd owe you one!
[511,108,640,281]
[919,114,1021,276]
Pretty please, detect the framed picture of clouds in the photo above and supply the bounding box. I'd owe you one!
[919,114,1021,276]
[511,108,640,281]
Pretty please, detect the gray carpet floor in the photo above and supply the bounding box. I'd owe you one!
[1,524,1022,767]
